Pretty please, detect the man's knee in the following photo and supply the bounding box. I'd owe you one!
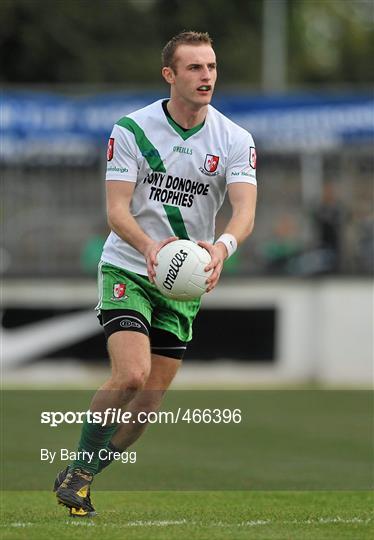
[109,362,151,392]
[107,325,151,390]
[123,368,150,391]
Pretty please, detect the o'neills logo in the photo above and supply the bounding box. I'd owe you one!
[163,249,188,290]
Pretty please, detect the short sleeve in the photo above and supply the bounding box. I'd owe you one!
[105,123,139,182]
[226,131,257,186]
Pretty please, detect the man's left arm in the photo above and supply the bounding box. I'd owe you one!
[198,182,257,292]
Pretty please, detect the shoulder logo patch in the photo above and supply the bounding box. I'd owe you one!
[250,146,257,169]
[107,138,115,161]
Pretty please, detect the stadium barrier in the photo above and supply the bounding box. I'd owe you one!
[2,278,372,385]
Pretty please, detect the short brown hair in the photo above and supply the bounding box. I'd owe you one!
[162,31,213,71]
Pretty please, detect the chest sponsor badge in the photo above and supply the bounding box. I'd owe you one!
[107,138,115,161]
[111,283,128,300]
[249,146,257,169]
[205,154,219,172]
[200,154,220,176]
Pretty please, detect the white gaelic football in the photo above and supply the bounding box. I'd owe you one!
[154,240,213,301]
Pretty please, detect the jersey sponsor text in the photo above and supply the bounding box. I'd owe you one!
[143,172,210,208]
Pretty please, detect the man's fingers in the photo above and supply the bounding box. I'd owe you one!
[205,262,215,271]
[198,240,212,254]
[147,259,156,281]
[207,272,220,291]
[206,258,221,277]
[206,261,223,289]
[162,236,178,247]
[147,237,179,283]
[204,257,215,271]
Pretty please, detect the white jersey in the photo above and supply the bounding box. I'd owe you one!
[102,99,257,275]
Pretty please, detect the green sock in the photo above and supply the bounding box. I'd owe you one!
[96,441,120,474]
[72,419,118,474]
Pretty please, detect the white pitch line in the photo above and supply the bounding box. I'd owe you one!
[66,520,96,526]
[64,519,188,528]
[291,517,373,525]
[9,523,33,528]
[126,519,188,527]
[6,516,372,530]
[238,520,271,527]
[62,516,372,528]
[237,517,373,527]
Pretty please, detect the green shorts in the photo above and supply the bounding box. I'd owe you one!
[96,261,201,342]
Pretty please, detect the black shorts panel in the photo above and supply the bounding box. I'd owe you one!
[98,310,188,360]
[150,326,188,360]
[99,309,150,340]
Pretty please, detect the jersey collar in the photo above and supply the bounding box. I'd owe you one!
[162,100,206,141]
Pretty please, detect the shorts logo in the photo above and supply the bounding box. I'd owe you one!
[250,146,257,169]
[112,283,128,300]
[199,154,220,176]
[107,138,115,161]
[120,319,141,329]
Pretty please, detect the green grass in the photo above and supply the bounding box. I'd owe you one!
[1,491,373,539]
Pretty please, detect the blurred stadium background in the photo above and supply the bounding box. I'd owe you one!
[1,0,373,386]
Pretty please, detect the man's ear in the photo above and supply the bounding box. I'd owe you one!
[162,66,175,85]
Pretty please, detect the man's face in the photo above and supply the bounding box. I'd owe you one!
[164,44,217,108]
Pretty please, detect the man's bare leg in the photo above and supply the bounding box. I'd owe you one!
[97,354,180,466]
[55,330,152,512]
[89,331,152,416]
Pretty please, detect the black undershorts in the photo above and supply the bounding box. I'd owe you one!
[98,309,188,360]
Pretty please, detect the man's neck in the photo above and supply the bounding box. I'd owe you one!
[166,97,207,129]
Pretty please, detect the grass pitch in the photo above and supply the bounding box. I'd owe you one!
[1,490,373,539]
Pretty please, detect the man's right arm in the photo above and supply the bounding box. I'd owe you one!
[106,180,177,281]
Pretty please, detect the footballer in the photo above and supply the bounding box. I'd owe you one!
[54,30,257,517]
